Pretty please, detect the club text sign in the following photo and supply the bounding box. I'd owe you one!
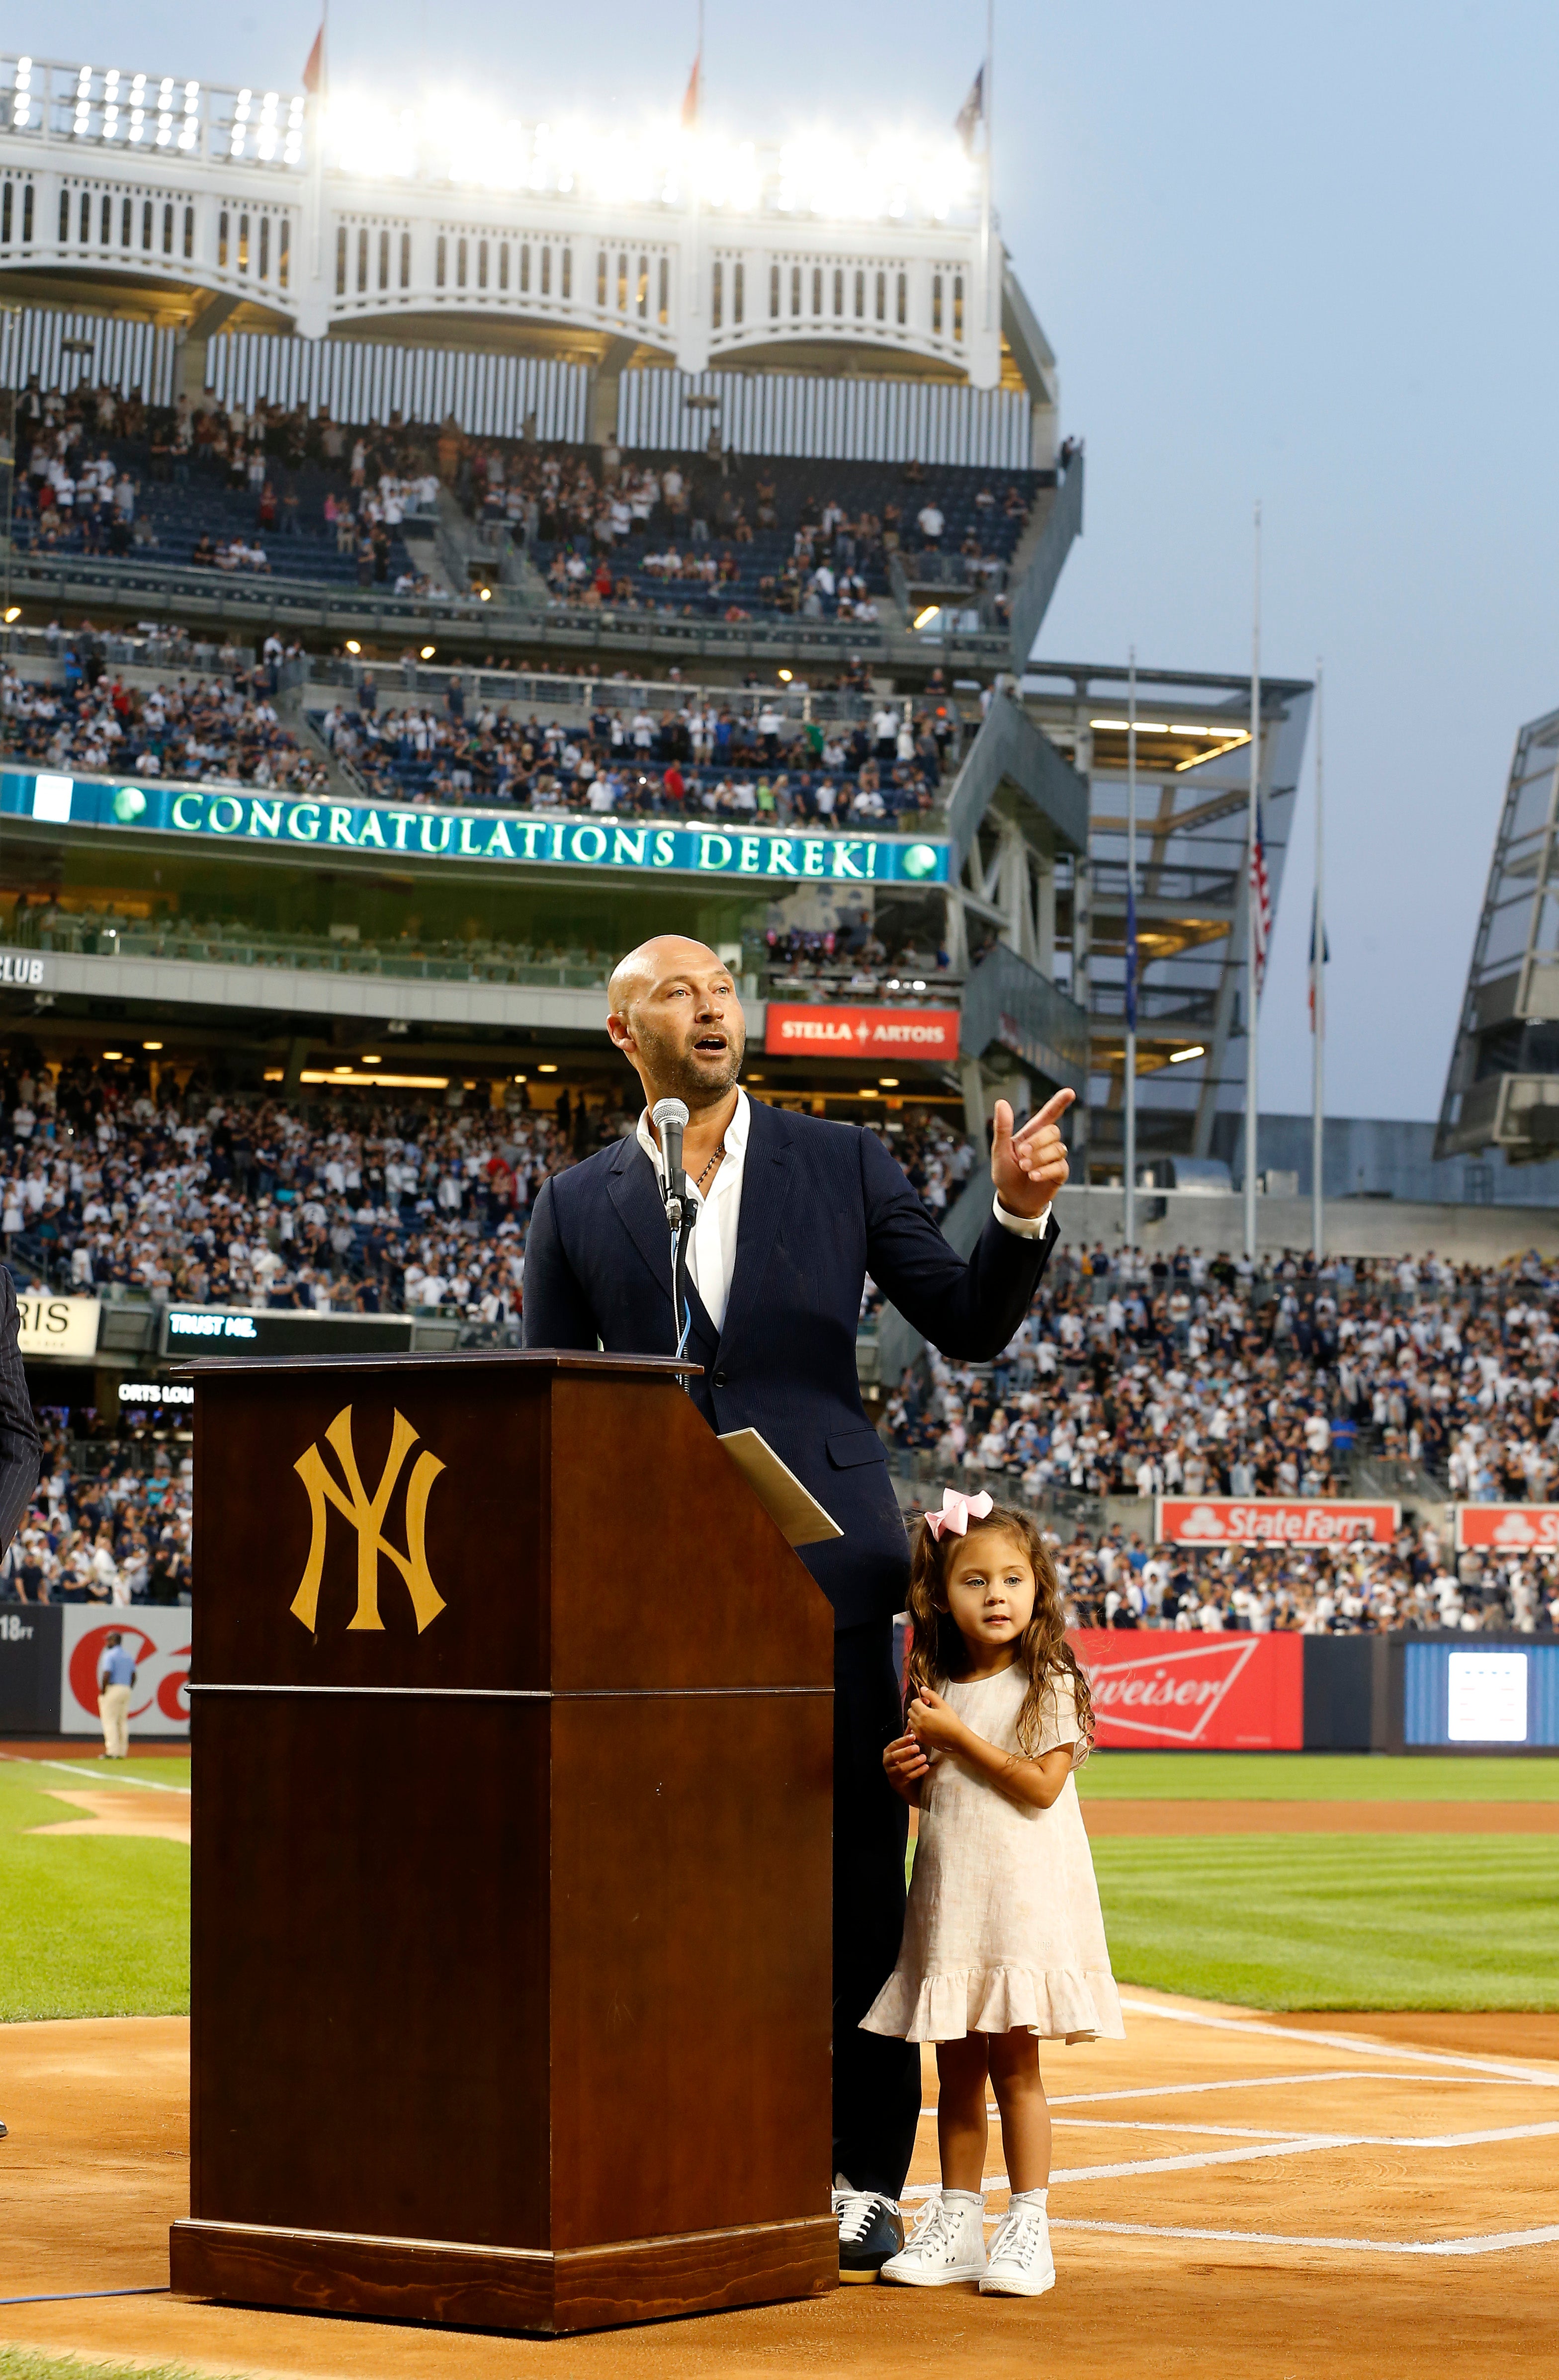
[2,771,949,885]
[764,1003,960,1061]
[1155,1497,1399,1547]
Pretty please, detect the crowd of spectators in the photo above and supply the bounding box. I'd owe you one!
[0,1048,967,1604]
[884,1240,1559,1636]
[1,659,327,792]
[515,445,1032,624]
[1,1431,191,1609]
[9,378,431,589]
[319,679,955,823]
[0,1043,967,1339]
[10,1033,1559,1637]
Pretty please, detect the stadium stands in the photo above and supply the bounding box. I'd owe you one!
[885,1246,1559,1633]
[9,384,1039,622]
[5,1032,1559,1637]
[1,662,327,789]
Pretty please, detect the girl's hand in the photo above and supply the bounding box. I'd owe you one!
[907,1687,967,1754]
[883,1731,930,1806]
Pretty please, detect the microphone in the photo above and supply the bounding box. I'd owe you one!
[651,1096,690,1217]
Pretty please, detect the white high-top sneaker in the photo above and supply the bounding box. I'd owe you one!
[979,2195,1056,2296]
[880,2190,987,2287]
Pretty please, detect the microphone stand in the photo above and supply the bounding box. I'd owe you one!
[651,1097,695,1394]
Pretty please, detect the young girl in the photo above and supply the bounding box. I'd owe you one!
[863,1488,1123,2297]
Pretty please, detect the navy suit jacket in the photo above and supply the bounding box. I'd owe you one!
[521,1100,1058,1629]
[0,1267,42,1555]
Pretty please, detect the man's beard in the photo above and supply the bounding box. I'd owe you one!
[637,1018,746,1106]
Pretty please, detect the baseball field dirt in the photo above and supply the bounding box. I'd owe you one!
[2,1991,1555,2380]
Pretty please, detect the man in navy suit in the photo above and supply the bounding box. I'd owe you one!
[522,936,1071,2278]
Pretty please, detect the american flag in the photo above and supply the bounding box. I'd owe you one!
[1249,806,1272,999]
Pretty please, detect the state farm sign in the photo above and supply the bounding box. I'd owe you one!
[1069,1630,1303,1750]
[1155,1497,1399,1547]
[764,1003,960,1063]
[1454,1504,1559,1552]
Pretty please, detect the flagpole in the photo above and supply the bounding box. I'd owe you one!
[983,0,995,336]
[308,2,328,298]
[1311,657,1325,1264]
[1124,645,1137,1262]
[1244,501,1261,1265]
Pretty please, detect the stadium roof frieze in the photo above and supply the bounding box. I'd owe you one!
[0,52,1037,392]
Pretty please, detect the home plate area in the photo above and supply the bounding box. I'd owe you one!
[904,1991,1559,2265]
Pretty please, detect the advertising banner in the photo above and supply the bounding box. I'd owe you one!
[59,1609,191,1738]
[1069,1628,1304,1750]
[1453,1504,1559,1552]
[1,769,949,886]
[17,1294,101,1361]
[764,1004,961,1062]
[1154,1497,1399,1547]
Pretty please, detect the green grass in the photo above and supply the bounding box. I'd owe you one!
[0,2357,243,2380]
[0,1756,189,2022]
[1076,1750,1559,1800]
[1093,1834,1559,2009]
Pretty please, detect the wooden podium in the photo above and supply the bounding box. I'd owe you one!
[169,1351,836,2335]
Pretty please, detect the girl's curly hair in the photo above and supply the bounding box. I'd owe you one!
[906,1502,1094,1759]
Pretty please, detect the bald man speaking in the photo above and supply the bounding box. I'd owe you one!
[522,936,1071,2280]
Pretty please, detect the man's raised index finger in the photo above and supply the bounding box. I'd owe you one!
[1014,1087,1076,1139]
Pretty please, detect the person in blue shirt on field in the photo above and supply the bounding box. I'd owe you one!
[96,1633,138,1761]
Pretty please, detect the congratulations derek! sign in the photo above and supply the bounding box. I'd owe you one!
[3,770,950,886]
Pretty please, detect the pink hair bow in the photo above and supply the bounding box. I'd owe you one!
[925,1487,994,1542]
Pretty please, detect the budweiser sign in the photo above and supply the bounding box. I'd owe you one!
[1454,1504,1559,1552]
[1069,1629,1303,1750]
[1155,1497,1399,1547]
[763,1003,960,1063]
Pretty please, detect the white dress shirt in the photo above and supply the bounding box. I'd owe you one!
[636,1090,1050,1338]
[636,1088,753,1334]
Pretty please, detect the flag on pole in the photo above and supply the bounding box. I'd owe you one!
[1308,896,1329,1031]
[302,24,325,95]
[954,64,985,155]
[1249,805,1272,998]
[1125,878,1138,1032]
[681,52,701,130]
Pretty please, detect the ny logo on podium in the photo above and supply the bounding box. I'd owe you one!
[290,1405,447,1635]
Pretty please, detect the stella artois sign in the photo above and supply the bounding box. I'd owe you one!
[1454,1504,1559,1552]
[1154,1497,1399,1547]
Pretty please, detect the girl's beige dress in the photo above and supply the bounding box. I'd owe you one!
[862,1664,1126,2044]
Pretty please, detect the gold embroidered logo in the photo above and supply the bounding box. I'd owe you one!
[290,1405,446,1634]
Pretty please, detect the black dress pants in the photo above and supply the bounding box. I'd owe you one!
[831,1617,922,2199]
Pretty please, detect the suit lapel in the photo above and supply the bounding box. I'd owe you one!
[606,1137,720,1361]
[717,1099,793,1355]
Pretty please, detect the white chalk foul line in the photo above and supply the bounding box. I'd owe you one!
[1115,1995,1559,2088]
[1047,2068,1549,2108]
[0,1755,189,1797]
[1046,2217,1559,2259]
[1049,2119,1559,2186]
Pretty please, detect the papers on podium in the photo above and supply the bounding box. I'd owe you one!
[718,1428,844,1549]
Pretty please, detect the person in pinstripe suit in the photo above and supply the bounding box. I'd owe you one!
[0,1268,42,1561]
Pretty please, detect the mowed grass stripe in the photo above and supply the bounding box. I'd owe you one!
[0,1762,188,2023]
[1093,1835,1559,2011]
[1077,1752,1559,1802]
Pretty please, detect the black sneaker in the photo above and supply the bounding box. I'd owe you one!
[833,2180,905,2283]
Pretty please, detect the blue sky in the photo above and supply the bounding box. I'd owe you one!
[33,2,1559,1122]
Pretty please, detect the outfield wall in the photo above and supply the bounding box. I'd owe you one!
[6,1612,1556,1752]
